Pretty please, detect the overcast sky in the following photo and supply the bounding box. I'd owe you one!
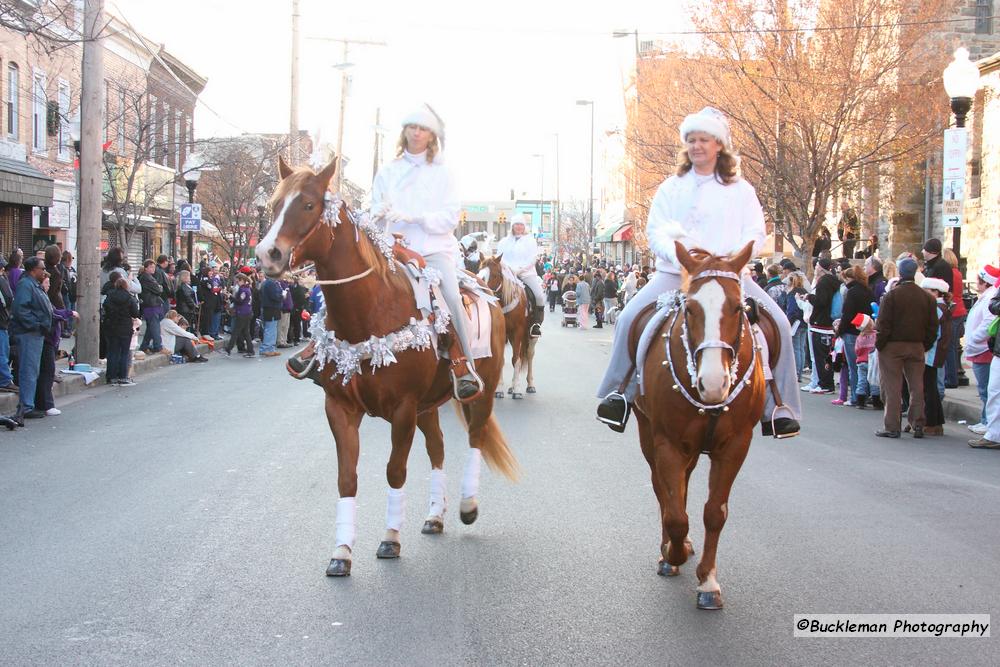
[110,0,692,202]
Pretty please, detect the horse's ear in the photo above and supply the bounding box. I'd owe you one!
[317,158,339,190]
[674,241,699,274]
[494,253,502,263]
[728,241,756,272]
[278,156,293,180]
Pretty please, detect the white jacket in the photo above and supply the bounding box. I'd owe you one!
[160,317,196,354]
[370,151,460,257]
[496,233,539,273]
[965,286,997,358]
[645,171,766,274]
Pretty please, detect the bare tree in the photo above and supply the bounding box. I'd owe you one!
[628,0,953,264]
[102,78,202,254]
[554,199,592,258]
[196,135,289,274]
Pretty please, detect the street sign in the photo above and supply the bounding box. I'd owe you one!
[943,199,963,228]
[942,128,968,229]
[179,202,202,232]
[942,128,968,180]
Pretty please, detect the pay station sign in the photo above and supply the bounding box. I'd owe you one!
[942,128,968,228]
[179,202,202,232]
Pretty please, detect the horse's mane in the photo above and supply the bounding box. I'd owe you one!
[485,257,520,305]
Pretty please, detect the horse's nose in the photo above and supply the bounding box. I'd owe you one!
[267,246,283,263]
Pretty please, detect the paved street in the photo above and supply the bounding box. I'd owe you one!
[2,315,999,665]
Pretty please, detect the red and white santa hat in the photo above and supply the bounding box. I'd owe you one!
[920,277,951,294]
[851,313,872,331]
[978,264,1000,287]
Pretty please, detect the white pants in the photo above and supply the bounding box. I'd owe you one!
[983,356,1000,441]
[596,271,802,421]
[426,252,476,364]
[514,267,545,308]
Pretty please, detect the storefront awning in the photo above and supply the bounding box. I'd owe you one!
[595,228,616,243]
[612,224,634,242]
[0,157,54,207]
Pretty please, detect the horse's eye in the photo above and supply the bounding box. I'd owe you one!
[304,202,314,211]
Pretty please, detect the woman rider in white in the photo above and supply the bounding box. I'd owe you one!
[370,104,482,400]
[596,107,802,438]
[496,214,546,337]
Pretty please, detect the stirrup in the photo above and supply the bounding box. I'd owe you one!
[597,391,631,432]
[765,404,799,439]
[452,367,484,403]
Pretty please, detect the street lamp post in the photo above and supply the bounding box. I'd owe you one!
[254,185,268,264]
[576,100,595,255]
[942,47,980,268]
[182,154,203,267]
[531,152,544,238]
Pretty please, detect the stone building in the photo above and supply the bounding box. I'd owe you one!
[959,50,1000,276]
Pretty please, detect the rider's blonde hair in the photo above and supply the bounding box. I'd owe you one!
[396,127,439,163]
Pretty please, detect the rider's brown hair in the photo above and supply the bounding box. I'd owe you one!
[396,128,439,163]
[676,146,739,185]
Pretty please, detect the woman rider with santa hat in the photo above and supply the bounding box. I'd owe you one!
[596,107,802,438]
[369,104,483,401]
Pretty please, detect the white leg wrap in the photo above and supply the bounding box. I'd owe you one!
[335,497,357,550]
[385,487,406,532]
[428,469,447,518]
[461,449,482,499]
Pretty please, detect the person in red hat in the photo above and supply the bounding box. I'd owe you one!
[963,264,1000,434]
[851,313,881,410]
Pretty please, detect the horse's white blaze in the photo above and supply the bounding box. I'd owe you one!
[691,281,730,399]
[256,191,299,268]
[696,569,721,593]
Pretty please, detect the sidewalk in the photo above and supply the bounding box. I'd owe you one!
[942,380,984,426]
[0,339,216,414]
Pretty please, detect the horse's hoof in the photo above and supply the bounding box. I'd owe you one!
[495,391,504,399]
[421,519,444,534]
[326,558,351,577]
[512,393,523,400]
[526,386,536,394]
[657,559,680,577]
[376,541,401,559]
[507,387,513,394]
[460,507,479,525]
[696,590,724,610]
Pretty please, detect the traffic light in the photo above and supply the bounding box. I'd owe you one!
[498,212,507,224]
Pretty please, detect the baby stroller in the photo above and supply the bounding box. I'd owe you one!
[561,290,579,327]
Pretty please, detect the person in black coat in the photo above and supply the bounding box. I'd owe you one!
[837,266,874,404]
[102,277,140,384]
[807,258,841,392]
[289,277,308,344]
[175,270,198,332]
[921,238,953,293]
[813,228,832,258]
[137,259,165,354]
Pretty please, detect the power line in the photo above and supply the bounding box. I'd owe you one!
[647,13,998,36]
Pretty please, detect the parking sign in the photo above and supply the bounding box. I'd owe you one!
[180,203,202,232]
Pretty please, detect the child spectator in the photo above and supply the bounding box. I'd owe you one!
[851,313,882,410]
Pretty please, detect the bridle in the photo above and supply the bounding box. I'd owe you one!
[284,192,375,286]
[664,268,757,412]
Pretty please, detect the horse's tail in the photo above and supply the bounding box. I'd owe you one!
[452,401,520,481]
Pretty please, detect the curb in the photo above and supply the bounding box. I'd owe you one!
[1,342,214,413]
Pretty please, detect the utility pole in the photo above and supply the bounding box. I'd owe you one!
[289,0,300,163]
[553,133,560,250]
[308,37,386,191]
[76,0,104,364]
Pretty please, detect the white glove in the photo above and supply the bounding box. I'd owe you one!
[370,202,391,219]
[383,210,407,225]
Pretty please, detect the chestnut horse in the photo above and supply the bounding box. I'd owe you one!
[256,158,518,577]
[478,255,537,399]
[634,241,766,610]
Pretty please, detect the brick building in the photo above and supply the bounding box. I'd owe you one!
[0,5,204,264]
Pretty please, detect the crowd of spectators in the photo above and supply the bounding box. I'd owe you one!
[0,245,319,428]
